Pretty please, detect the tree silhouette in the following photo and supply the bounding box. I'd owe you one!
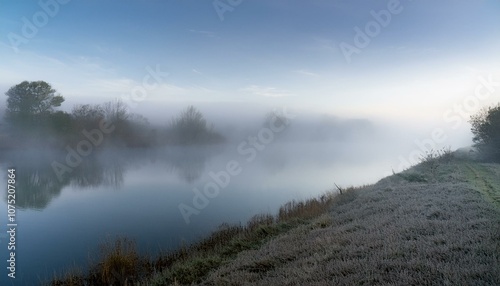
[470,103,500,162]
[168,106,224,145]
[5,81,64,128]
[71,104,105,131]
[170,106,207,144]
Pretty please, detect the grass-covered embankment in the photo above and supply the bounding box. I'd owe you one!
[198,152,500,285]
[51,151,500,285]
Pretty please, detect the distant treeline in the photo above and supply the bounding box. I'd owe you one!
[0,81,224,149]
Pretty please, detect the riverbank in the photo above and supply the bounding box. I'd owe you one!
[50,151,500,285]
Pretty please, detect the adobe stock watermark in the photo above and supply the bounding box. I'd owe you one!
[178,107,296,224]
[213,0,243,21]
[7,0,71,53]
[51,65,168,182]
[394,73,499,172]
[339,0,411,63]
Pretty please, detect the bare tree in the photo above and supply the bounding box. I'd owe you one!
[168,106,224,145]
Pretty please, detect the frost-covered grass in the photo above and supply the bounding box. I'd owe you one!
[201,158,500,285]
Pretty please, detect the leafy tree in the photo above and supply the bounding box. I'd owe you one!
[5,81,64,127]
[48,111,73,135]
[470,103,500,162]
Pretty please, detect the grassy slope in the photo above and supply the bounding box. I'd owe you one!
[197,157,500,285]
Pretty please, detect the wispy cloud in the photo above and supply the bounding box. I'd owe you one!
[293,69,320,77]
[87,78,137,94]
[65,55,120,76]
[383,45,440,56]
[308,37,337,53]
[241,85,293,97]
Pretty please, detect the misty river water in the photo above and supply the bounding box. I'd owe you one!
[0,142,392,284]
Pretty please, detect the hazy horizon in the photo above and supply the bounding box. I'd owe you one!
[1,1,499,123]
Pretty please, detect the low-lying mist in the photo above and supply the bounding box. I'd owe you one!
[0,80,475,183]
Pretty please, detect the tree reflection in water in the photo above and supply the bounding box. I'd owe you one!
[0,146,220,210]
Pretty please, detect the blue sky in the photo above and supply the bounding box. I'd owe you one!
[1,0,499,123]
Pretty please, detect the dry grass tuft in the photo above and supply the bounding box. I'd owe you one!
[247,213,275,232]
[278,192,336,221]
[50,236,145,286]
[50,269,83,286]
[97,237,140,285]
[394,147,457,184]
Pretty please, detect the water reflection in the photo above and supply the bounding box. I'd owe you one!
[160,146,215,183]
[0,147,219,210]
[15,164,68,210]
[70,156,125,188]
